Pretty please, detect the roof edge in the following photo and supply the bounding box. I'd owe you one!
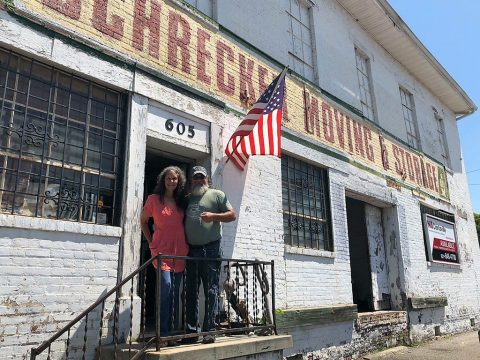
[376,0,477,116]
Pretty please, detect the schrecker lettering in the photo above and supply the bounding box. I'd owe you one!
[29,0,449,200]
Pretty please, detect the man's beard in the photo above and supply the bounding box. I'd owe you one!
[191,184,209,196]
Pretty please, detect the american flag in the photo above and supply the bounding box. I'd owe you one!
[225,67,287,171]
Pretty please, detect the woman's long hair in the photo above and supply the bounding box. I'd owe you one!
[153,166,187,210]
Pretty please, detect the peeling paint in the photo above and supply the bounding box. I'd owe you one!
[2,297,19,308]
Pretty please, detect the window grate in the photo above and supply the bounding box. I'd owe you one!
[0,48,126,225]
[281,155,332,250]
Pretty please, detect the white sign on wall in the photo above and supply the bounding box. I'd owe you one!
[147,104,210,154]
[422,214,459,265]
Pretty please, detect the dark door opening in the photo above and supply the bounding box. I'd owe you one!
[140,151,192,329]
[346,197,374,312]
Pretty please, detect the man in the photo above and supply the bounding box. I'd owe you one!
[183,165,236,344]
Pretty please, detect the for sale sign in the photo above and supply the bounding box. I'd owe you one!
[423,214,459,264]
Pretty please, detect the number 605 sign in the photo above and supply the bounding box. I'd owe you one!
[165,118,195,138]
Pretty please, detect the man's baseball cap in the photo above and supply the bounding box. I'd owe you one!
[191,166,208,177]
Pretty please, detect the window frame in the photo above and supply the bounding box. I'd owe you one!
[433,109,450,167]
[286,0,317,82]
[0,48,126,226]
[281,154,333,251]
[182,0,214,18]
[399,87,421,150]
[354,47,376,122]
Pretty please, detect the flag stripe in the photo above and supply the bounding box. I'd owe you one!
[258,116,265,154]
[268,113,275,154]
[244,136,252,156]
[249,131,256,155]
[240,135,248,156]
[230,137,247,170]
[253,125,261,155]
[272,111,278,156]
[274,110,282,156]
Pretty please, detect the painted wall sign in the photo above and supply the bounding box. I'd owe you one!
[16,0,449,200]
[423,214,459,264]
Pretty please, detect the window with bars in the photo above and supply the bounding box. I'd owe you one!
[0,48,126,225]
[287,0,316,82]
[182,0,213,18]
[355,48,376,122]
[281,155,332,251]
[399,87,420,149]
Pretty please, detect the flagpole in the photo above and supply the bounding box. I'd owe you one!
[225,66,289,165]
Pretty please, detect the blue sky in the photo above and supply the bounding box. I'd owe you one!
[387,0,480,213]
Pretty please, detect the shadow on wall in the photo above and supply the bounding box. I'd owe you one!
[29,289,136,360]
[212,159,247,260]
[408,307,446,343]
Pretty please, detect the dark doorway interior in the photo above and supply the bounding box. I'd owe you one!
[140,151,191,329]
[346,197,374,312]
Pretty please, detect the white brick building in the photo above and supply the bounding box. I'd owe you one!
[0,0,478,359]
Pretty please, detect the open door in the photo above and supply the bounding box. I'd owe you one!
[140,150,191,329]
[346,197,391,312]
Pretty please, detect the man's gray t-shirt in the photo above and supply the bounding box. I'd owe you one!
[185,188,233,246]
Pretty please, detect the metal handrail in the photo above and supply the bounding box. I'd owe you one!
[30,255,156,359]
[30,254,276,359]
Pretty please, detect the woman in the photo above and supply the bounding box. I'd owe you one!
[140,166,189,344]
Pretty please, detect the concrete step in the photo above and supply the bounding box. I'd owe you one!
[145,335,292,360]
[98,335,292,360]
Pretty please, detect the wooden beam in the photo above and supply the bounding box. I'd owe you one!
[408,297,448,310]
[276,304,358,329]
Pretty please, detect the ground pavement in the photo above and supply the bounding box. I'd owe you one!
[363,330,480,360]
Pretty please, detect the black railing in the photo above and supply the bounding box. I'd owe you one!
[30,254,276,360]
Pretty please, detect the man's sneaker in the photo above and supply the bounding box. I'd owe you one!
[180,336,198,345]
[202,334,215,344]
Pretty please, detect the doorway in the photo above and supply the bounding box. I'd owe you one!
[346,197,391,312]
[346,197,374,312]
[140,150,192,329]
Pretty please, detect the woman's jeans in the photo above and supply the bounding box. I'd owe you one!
[185,240,221,333]
[160,270,182,336]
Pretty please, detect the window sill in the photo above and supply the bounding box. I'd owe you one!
[285,245,335,258]
[0,214,123,237]
[426,261,461,270]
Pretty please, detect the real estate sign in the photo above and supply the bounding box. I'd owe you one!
[423,214,459,264]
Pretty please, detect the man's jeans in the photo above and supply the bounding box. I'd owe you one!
[185,240,221,333]
[160,270,182,336]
